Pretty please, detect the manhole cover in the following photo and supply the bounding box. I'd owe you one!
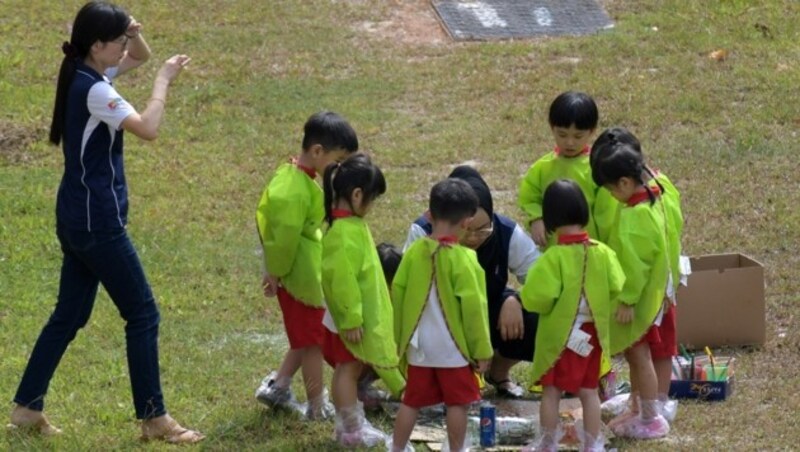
[432,0,614,41]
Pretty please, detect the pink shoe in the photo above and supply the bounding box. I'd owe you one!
[614,415,669,439]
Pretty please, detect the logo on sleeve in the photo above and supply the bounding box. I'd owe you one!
[107,97,124,110]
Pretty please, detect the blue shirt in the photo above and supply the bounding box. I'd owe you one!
[56,63,135,231]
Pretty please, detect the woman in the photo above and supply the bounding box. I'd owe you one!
[8,1,202,443]
[403,166,540,398]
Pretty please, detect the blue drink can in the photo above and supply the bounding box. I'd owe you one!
[479,403,496,447]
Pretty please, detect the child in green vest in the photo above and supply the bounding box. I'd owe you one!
[391,179,494,452]
[592,128,684,423]
[254,111,358,420]
[519,91,600,249]
[591,142,671,439]
[319,153,405,447]
[519,180,625,452]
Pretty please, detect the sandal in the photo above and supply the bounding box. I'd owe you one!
[141,415,205,444]
[484,375,525,399]
[7,406,62,436]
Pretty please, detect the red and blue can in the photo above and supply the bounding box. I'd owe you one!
[479,403,496,447]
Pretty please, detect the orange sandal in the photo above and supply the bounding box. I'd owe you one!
[141,415,205,444]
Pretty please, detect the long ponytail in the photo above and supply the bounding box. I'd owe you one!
[49,1,130,146]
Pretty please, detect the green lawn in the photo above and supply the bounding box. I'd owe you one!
[2,0,799,450]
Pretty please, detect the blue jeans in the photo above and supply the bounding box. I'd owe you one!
[13,224,166,419]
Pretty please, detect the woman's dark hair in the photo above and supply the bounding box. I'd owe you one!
[548,91,599,130]
[448,165,493,218]
[542,179,589,233]
[591,127,665,195]
[50,1,130,145]
[322,153,385,225]
[302,111,359,153]
[376,242,402,285]
[591,142,658,205]
[429,178,478,224]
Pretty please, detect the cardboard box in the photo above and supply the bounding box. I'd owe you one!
[676,254,765,348]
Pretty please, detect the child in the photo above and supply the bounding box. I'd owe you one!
[319,153,405,447]
[255,111,358,420]
[591,142,671,439]
[592,128,684,422]
[519,91,600,249]
[391,178,494,452]
[519,180,625,452]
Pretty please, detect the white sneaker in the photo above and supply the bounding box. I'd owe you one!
[658,398,678,423]
[305,389,336,420]
[255,371,296,409]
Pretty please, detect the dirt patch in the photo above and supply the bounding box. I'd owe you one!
[355,0,448,46]
[0,120,47,166]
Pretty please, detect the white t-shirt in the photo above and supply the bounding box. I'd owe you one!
[86,78,135,131]
[407,282,468,368]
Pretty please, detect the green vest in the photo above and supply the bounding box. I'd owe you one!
[595,173,683,293]
[520,239,625,384]
[607,199,669,354]
[393,238,494,371]
[256,163,324,307]
[321,216,405,396]
[518,151,600,247]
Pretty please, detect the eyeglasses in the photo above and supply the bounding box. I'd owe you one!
[110,35,129,48]
[464,222,494,239]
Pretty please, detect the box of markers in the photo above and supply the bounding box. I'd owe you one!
[668,355,735,401]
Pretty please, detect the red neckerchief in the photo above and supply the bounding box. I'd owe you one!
[331,209,353,219]
[557,232,590,245]
[289,157,317,179]
[554,145,590,157]
[434,235,459,246]
[626,185,662,207]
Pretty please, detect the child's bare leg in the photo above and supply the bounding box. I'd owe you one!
[300,345,324,400]
[625,343,658,418]
[392,404,419,451]
[653,357,672,396]
[540,385,561,431]
[276,349,303,386]
[445,404,468,451]
[332,361,363,409]
[578,387,601,439]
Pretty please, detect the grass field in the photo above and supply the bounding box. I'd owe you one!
[2,0,799,450]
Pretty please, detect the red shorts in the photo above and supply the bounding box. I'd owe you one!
[631,322,662,349]
[402,365,480,408]
[322,329,357,367]
[277,287,325,349]
[650,304,678,359]
[539,323,602,394]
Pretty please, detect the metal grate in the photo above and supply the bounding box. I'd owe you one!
[432,0,614,41]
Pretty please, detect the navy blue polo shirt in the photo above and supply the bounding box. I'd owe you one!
[56,63,135,231]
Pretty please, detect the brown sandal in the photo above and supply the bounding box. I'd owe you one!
[7,417,62,436]
[141,416,205,444]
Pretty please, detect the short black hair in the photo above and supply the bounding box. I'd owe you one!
[448,165,493,217]
[548,91,599,130]
[376,242,402,285]
[301,111,359,153]
[429,178,478,224]
[542,179,589,233]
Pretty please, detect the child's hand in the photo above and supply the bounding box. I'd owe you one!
[615,305,634,324]
[530,219,547,247]
[262,273,279,298]
[474,359,491,373]
[343,327,363,343]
